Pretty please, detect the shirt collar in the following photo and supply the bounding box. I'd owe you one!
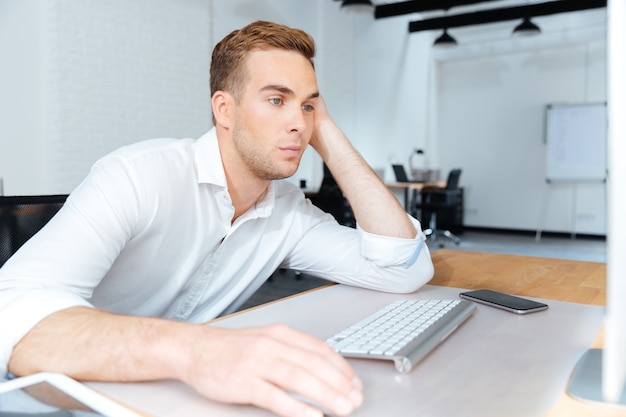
[194,127,276,218]
[195,127,227,187]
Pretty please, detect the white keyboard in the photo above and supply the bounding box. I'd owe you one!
[326,299,477,373]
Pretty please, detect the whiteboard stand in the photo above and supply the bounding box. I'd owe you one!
[536,180,606,241]
[571,183,578,240]
[536,181,578,242]
[535,183,550,241]
[536,180,580,241]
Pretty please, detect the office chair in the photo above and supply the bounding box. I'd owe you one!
[0,195,68,266]
[413,169,462,247]
[310,164,356,228]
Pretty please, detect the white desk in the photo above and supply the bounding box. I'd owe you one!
[88,281,604,416]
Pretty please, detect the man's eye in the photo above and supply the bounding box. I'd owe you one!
[302,104,314,112]
[269,98,282,105]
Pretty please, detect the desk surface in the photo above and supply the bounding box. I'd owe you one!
[89,250,622,417]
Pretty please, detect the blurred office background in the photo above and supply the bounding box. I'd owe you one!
[0,0,607,237]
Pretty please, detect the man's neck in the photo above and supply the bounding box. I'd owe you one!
[216,130,271,222]
[228,179,270,222]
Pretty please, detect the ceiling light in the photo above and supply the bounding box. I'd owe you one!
[341,0,374,12]
[513,17,541,36]
[433,29,458,48]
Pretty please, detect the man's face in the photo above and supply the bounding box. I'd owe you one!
[230,48,319,181]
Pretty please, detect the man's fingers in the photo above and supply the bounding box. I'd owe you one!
[247,380,326,417]
[260,349,362,416]
[251,324,362,416]
[246,376,361,417]
[261,324,360,388]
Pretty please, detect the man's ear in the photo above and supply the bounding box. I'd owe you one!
[212,91,233,128]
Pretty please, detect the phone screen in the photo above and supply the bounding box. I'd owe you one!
[0,381,104,416]
[460,289,548,314]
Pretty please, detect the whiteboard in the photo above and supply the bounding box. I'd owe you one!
[545,103,607,182]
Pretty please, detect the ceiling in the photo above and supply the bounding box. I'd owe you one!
[338,0,607,33]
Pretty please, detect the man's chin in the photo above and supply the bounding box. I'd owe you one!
[270,170,298,181]
[257,166,298,181]
[275,163,300,180]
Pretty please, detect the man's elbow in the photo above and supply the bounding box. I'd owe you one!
[366,254,434,294]
[392,260,435,294]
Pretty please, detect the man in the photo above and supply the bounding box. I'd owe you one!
[0,21,433,417]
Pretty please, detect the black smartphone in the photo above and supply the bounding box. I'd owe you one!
[459,289,548,314]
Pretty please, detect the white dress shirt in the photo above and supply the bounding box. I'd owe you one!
[0,128,433,376]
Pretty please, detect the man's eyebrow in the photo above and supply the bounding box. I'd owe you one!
[261,85,294,95]
[260,85,319,100]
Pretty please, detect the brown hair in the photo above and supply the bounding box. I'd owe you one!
[210,20,316,103]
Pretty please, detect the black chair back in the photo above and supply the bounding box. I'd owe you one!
[445,169,462,190]
[310,165,355,228]
[0,195,68,266]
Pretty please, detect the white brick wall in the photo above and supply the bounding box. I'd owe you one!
[43,0,212,193]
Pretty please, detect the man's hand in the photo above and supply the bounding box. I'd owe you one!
[181,324,363,417]
[308,94,335,157]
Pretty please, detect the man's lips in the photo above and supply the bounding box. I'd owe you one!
[279,145,303,157]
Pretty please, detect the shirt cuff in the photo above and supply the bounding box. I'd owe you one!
[358,215,426,268]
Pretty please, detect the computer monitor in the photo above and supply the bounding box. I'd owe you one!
[392,164,410,182]
[566,0,626,405]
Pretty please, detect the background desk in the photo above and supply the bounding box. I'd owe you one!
[385,182,435,212]
[88,250,620,417]
[386,182,463,233]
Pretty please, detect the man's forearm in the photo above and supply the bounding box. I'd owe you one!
[313,120,416,239]
[8,306,191,381]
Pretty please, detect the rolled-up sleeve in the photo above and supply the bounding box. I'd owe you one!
[0,285,92,378]
[0,157,139,378]
[283,202,434,294]
[0,190,108,377]
[358,216,427,268]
